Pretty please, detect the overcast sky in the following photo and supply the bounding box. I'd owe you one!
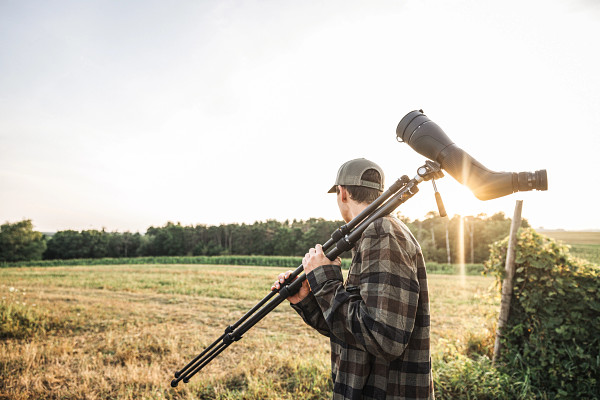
[1,0,599,233]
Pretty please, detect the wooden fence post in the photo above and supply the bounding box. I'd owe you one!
[493,199,523,364]
[445,224,451,265]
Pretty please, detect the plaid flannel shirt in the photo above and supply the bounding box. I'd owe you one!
[291,215,434,400]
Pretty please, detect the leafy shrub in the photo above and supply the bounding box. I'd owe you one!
[433,343,534,399]
[463,326,495,360]
[485,228,600,399]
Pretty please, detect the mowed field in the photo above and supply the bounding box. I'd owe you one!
[538,230,600,264]
[0,264,498,400]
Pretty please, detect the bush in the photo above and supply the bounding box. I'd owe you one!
[485,228,600,399]
[433,342,534,399]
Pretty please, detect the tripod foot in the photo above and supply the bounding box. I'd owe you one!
[171,379,179,387]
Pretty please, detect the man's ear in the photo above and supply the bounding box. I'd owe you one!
[339,186,348,203]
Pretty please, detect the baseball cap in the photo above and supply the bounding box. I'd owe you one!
[327,158,385,193]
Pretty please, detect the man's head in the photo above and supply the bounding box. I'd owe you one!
[328,158,385,220]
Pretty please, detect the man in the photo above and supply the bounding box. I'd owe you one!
[272,158,434,400]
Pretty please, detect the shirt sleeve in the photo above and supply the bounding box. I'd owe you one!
[306,227,420,362]
[290,291,331,337]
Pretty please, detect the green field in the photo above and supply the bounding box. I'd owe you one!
[538,230,600,263]
[0,264,504,399]
[0,255,486,276]
[539,230,600,245]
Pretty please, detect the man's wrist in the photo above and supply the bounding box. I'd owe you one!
[290,292,315,308]
[304,260,338,275]
[289,292,309,305]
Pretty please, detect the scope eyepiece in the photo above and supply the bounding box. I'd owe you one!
[516,170,548,192]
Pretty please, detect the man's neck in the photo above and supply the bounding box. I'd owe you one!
[346,201,369,222]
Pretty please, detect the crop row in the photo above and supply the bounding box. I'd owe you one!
[1,255,485,274]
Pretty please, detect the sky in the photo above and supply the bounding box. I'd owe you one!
[1,0,599,233]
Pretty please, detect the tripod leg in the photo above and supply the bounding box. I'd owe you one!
[174,331,227,378]
[171,340,230,387]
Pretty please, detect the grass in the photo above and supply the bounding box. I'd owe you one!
[1,256,486,276]
[538,230,600,245]
[537,230,600,264]
[568,244,600,264]
[0,264,500,399]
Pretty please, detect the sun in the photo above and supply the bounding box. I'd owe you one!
[433,177,484,219]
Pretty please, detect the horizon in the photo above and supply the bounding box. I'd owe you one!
[22,213,600,235]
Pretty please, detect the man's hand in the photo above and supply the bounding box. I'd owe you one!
[272,245,341,304]
[303,244,341,274]
[271,270,310,304]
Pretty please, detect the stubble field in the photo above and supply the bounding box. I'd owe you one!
[0,264,498,399]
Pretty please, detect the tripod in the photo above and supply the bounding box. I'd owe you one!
[171,160,445,387]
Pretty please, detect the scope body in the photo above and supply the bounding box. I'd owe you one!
[396,110,547,200]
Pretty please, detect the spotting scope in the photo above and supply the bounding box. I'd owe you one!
[396,110,548,200]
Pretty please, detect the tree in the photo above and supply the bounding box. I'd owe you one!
[0,220,46,262]
[44,230,84,259]
[28,213,532,262]
[411,211,530,264]
[273,226,303,256]
[106,231,141,257]
[81,229,109,258]
[44,229,111,259]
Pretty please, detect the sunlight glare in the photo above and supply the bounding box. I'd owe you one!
[457,216,466,286]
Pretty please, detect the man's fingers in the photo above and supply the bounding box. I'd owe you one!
[277,270,295,285]
[278,272,287,283]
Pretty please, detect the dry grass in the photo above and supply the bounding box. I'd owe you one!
[0,264,498,399]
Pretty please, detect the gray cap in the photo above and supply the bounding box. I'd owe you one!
[328,158,385,193]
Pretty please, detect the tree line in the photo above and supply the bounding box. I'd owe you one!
[0,212,528,264]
